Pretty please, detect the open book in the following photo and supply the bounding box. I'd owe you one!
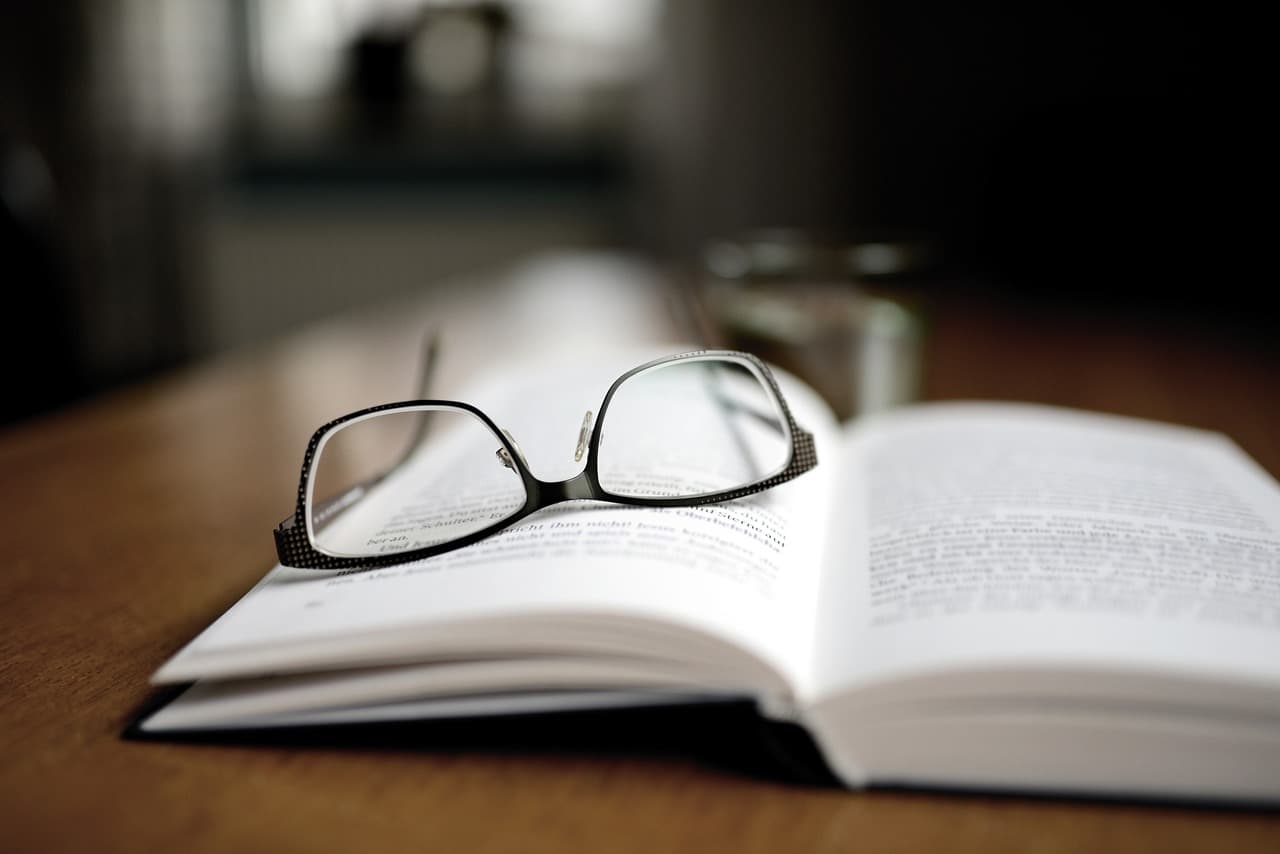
[141,345,1280,803]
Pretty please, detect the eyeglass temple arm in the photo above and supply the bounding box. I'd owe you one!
[709,391,789,435]
[699,365,810,481]
[414,330,441,399]
[698,367,767,477]
[701,368,795,439]
[276,478,374,537]
[277,331,442,556]
[693,362,790,437]
[391,330,442,470]
[727,397,816,474]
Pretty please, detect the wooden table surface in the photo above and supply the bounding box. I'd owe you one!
[3,256,1278,852]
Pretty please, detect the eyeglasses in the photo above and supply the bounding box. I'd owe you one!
[274,348,818,570]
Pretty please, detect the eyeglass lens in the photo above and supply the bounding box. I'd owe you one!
[307,407,527,559]
[596,357,791,499]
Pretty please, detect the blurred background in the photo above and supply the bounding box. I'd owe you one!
[0,0,1266,427]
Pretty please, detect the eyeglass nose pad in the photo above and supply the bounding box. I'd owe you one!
[574,410,594,463]
[495,429,528,472]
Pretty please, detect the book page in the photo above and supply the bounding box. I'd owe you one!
[812,403,1280,700]
[157,345,839,699]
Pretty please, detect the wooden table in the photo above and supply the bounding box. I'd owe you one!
[3,255,1278,852]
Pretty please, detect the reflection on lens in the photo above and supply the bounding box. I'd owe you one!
[597,356,791,499]
[307,406,527,558]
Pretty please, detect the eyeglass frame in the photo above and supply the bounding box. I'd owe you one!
[274,349,818,571]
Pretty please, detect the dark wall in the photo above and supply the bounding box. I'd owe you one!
[645,2,1261,310]
[1,2,204,426]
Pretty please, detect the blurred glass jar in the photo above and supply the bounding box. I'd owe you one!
[693,230,927,421]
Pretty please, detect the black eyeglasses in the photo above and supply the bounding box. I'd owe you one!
[275,348,818,570]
